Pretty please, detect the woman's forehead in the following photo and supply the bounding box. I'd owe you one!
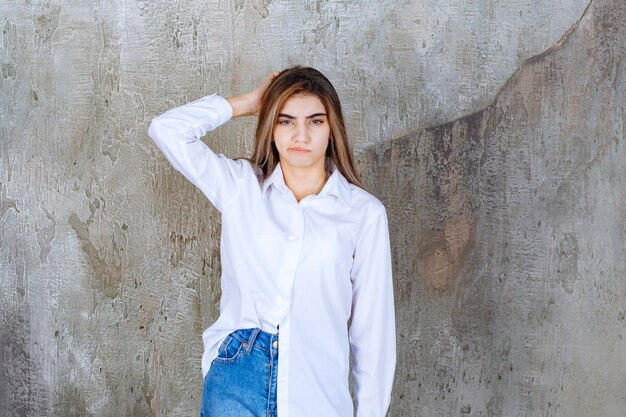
[279,93,326,114]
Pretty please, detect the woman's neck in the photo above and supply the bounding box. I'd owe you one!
[281,163,329,203]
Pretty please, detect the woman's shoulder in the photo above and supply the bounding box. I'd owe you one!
[345,181,387,219]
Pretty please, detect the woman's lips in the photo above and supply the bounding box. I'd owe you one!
[288,147,310,153]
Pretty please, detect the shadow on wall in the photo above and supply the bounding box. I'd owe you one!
[0,307,56,417]
[358,0,625,415]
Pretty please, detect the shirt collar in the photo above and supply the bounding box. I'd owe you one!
[261,159,352,207]
[261,161,287,193]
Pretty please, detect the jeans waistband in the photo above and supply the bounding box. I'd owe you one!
[230,328,279,354]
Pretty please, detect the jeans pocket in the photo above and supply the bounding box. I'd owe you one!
[213,334,245,364]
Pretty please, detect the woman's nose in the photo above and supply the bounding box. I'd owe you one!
[294,123,308,142]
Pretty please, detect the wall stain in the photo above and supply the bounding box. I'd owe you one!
[233,0,245,12]
[0,308,52,416]
[0,181,19,220]
[169,232,198,267]
[172,26,183,50]
[94,2,123,166]
[421,213,476,292]
[36,203,56,264]
[13,244,27,303]
[554,233,580,294]
[251,0,272,19]
[313,16,339,47]
[53,385,92,417]
[34,5,61,44]
[1,20,18,80]
[68,194,122,299]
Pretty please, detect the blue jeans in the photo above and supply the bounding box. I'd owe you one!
[200,328,279,417]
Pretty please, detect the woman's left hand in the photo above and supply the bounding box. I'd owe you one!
[228,71,279,118]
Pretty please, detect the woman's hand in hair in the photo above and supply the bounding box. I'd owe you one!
[227,71,279,118]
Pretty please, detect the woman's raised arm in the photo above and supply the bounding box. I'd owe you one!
[147,72,278,212]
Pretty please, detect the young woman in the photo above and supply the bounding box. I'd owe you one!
[148,66,395,417]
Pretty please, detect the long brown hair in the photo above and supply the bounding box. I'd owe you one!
[250,66,364,188]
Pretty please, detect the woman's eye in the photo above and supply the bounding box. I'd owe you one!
[310,119,324,125]
[278,119,291,125]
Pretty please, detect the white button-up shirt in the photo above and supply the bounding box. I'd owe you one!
[148,94,396,417]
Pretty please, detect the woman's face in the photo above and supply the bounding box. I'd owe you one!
[273,93,330,174]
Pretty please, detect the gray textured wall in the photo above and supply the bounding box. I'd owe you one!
[1,0,624,416]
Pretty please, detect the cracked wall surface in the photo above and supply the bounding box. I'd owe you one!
[0,0,623,416]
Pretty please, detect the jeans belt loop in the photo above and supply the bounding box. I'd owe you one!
[245,328,261,354]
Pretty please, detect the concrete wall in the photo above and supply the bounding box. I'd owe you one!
[1,0,623,416]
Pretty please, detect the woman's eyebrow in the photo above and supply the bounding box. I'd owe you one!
[277,113,327,119]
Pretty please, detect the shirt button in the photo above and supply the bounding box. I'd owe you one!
[287,235,297,241]
[272,340,279,349]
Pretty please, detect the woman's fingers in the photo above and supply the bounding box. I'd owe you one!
[229,71,279,118]
[249,71,279,115]
[254,71,278,98]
